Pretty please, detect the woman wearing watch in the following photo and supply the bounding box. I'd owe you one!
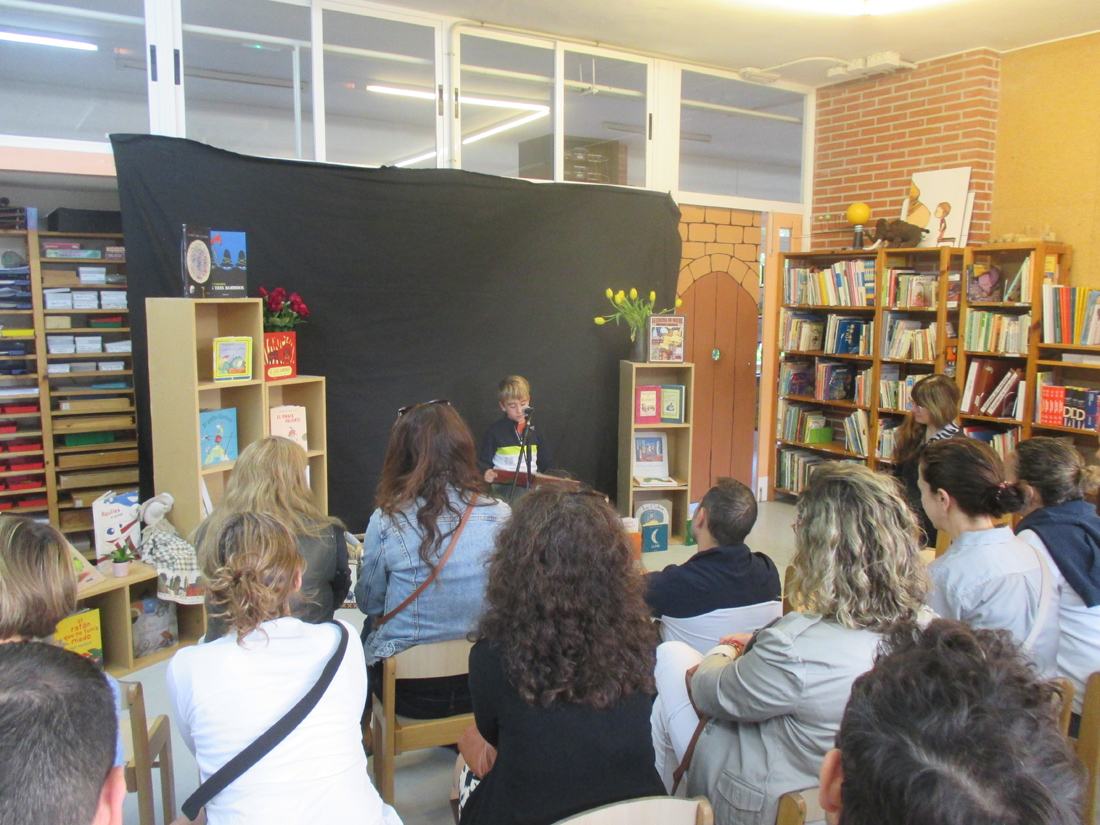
[650,463,928,825]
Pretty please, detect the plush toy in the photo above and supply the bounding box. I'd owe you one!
[868,218,929,249]
[137,493,204,605]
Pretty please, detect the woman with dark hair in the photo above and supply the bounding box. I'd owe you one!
[355,400,510,719]
[458,483,665,825]
[891,373,961,545]
[920,438,1060,675]
[1009,437,1100,716]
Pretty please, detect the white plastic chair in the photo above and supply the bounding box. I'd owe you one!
[659,601,783,655]
[553,795,713,824]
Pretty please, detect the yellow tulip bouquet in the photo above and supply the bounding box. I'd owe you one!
[594,288,683,341]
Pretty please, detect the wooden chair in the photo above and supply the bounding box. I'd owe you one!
[371,638,475,805]
[1052,676,1075,736]
[118,680,176,825]
[775,787,826,825]
[1072,671,1100,825]
[552,796,714,824]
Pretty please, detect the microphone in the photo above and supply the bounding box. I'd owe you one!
[522,405,534,417]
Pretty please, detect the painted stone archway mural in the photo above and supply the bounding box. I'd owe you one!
[675,205,762,500]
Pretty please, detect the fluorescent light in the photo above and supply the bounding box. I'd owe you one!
[394,150,437,168]
[462,110,549,145]
[366,85,435,101]
[0,30,97,51]
[733,0,961,14]
[459,95,549,113]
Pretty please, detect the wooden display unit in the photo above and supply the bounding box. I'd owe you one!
[617,361,694,543]
[146,298,328,542]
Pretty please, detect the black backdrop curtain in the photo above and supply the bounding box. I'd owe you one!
[112,134,681,531]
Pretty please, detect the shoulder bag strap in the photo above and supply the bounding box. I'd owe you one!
[181,621,350,820]
[1023,540,1054,651]
[375,493,478,628]
[670,665,709,795]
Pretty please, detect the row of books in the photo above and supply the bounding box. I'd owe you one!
[200,404,309,466]
[964,425,1020,462]
[963,309,1030,355]
[815,361,870,405]
[776,447,824,494]
[824,315,873,355]
[1040,284,1100,345]
[633,384,686,425]
[877,418,900,459]
[777,400,868,456]
[779,312,824,352]
[961,358,1025,419]
[878,366,921,411]
[843,408,870,456]
[783,259,875,306]
[1035,374,1100,430]
[881,312,937,360]
[886,270,939,309]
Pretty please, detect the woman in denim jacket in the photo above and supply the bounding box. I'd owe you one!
[356,400,511,719]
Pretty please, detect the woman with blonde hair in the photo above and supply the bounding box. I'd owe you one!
[920,438,1059,676]
[200,435,349,641]
[168,512,400,825]
[651,463,928,825]
[892,373,961,545]
[1009,437,1100,718]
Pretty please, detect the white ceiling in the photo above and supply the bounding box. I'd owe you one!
[383,0,1100,85]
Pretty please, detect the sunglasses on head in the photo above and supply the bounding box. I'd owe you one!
[396,398,450,418]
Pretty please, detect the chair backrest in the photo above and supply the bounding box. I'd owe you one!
[392,638,474,679]
[782,565,795,614]
[659,602,783,655]
[1075,671,1100,825]
[775,787,826,825]
[1052,676,1075,736]
[553,795,713,825]
[118,681,152,779]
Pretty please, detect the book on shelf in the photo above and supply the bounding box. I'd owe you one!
[877,417,902,459]
[779,361,813,396]
[963,426,1021,461]
[783,259,875,306]
[634,385,660,425]
[888,270,939,308]
[659,385,685,424]
[632,431,670,480]
[199,408,238,465]
[824,316,873,355]
[963,310,1030,355]
[91,490,140,568]
[635,499,672,553]
[882,312,936,360]
[1062,353,1100,365]
[814,361,855,402]
[130,597,178,659]
[780,311,825,351]
[53,608,103,667]
[270,405,308,451]
[212,336,252,382]
[181,226,247,298]
[842,409,869,456]
[633,476,679,488]
[1037,380,1100,430]
[1042,284,1100,345]
[647,315,685,363]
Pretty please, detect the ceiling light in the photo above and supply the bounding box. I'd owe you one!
[462,110,550,145]
[394,150,437,168]
[366,85,435,101]
[735,0,961,15]
[738,68,781,83]
[368,85,550,115]
[0,30,97,50]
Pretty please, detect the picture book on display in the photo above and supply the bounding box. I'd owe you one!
[660,385,685,424]
[200,408,238,465]
[213,336,252,382]
[181,225,247,298]
[647,315,685,362]
[270,405,308,450]
[130,597,178,659]
[635,500,671,553]
[632,431,674,485]
[92,490,141,568]
[54,608,103,667]
[635,385,660,425]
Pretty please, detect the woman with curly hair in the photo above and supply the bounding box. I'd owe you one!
[651,462,928,825]
[457,483,664,825]
[356,400,510,718]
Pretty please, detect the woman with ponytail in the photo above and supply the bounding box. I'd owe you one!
[167,513,400,825]
[919,439,1060,676]
[1009,437,1100,718]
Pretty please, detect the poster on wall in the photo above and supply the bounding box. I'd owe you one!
[900,167,972,248]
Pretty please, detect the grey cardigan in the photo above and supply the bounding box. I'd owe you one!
[686,612,881,825]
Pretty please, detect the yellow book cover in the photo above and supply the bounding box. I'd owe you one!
[54,608,103,667]
[212,336,252,382]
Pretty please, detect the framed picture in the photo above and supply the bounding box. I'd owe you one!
[647,314,685,362]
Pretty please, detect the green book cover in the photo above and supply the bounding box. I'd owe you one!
[659,385,685,423]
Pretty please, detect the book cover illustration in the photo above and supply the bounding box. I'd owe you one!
[270,404,308,451]
[92,490,141,567]
[130,597,178,659]
[54,608,103,667]
[199,407,238,465]
[213,336,252,382]
[263,331,297,381]
[208,230,248,297]
[660,385,685,424]
[642,522,669,553]
[181,224,212,297]
[647,315,685,363]
[635,385,660,425]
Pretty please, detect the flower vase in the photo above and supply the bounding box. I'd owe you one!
[264,330,297,381]
[112,561,130,578]
[630,331,647,363]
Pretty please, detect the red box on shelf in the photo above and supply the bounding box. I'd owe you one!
[0,421,17,434]
[0,502,13,511]
[9,461,43,472]
[17,496,47,509]
[0,483,7,491]
[3,404,38,414]
[7,477,37,490]
[7,441,41,452]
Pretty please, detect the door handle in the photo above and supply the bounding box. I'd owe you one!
[712,348,721,361]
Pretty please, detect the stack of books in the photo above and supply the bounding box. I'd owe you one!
[962,358,1024,419]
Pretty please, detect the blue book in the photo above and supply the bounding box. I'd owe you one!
[834,320,863,354]
[642,523,669,553]
[199,407,238,465]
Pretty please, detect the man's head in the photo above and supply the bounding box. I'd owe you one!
[694,477,757,550]
[820,619,1083,825]
[0,642,125,825]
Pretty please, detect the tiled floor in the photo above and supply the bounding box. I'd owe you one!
[123,500,797,825]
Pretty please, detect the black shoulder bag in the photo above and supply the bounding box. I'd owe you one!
[181,620,350,820]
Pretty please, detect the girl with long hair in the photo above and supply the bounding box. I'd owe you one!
[199,435,349,642]
[458,483,664,825]
[1009,437,1100,716]
[651,463,928,825]
[355,400,510,718]
[920,437,1060,675]
[169,512,400,825]
[891,373,961,545]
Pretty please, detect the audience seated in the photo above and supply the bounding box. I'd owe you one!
[920,438,1060,676]
[457,483,665,825]
[646,477,781,653]
[170,512,400,825]
[1009,437,1100,720]
[651,462,928,825]
[356,400,510,719]
[198,435,351,642]
[0,641,126,825]
[0,515,124,768]
[819,618,1084,825]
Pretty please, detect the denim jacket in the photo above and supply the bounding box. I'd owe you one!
[355,489,510,664]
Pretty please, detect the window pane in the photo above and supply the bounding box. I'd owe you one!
[322,10,436,168]
[679,71,804,202]
[182,0,313,160]
[460,35,553,180]
[0,0,147,141]
[563,51,647,187]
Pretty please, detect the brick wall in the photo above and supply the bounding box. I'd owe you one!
[813,49,1000,249]
[677,205,761,301]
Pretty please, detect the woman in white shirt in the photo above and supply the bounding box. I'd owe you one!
[168,512,401,825]
[920,438,1060,676]
[1009,437,1100,722]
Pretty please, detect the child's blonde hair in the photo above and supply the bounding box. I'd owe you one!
[498,375,531,403]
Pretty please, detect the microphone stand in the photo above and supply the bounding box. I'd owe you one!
[507,409,535,504]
